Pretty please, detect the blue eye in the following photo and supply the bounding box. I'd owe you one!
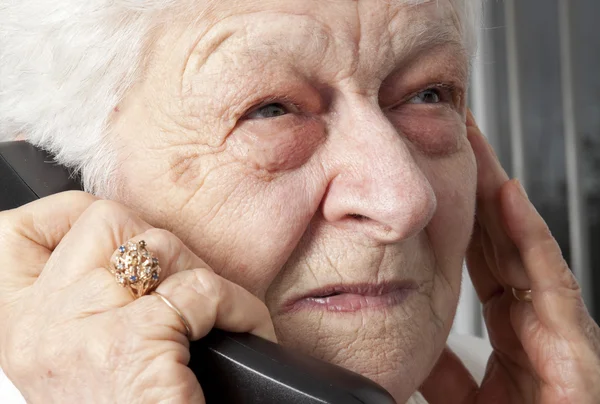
[407,89,442,104]
[247,103,289,119]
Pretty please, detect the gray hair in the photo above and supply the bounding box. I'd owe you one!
[0,0,482,197]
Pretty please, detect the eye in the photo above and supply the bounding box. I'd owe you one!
[247,103,290,119]
[407,88,443,104]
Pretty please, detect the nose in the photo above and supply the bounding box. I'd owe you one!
[320,100,437,244]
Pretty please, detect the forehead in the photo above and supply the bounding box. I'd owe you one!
[194,0,462,47]
[174,0,465,84]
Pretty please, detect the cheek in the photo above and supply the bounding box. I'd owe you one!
[229,116,325,171]
[173,163,329,298]
[392,107,464,156]
[422,139,476,283]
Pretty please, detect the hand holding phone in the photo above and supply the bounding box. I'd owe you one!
[0,141,396,404]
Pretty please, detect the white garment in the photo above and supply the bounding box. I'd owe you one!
[0,366,24,404]
[0,333,492,404]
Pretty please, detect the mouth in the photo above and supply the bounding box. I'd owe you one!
[281,281,418,314]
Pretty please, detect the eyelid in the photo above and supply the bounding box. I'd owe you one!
[385,82,463,111]
[242,97,301,120]
[407,83,457,103]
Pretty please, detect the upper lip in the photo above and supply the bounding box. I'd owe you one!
[280,281,417,312]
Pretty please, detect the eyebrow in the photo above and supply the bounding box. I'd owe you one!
[383,23,470,89]
[385,13,469,80]
[401,21,465,59]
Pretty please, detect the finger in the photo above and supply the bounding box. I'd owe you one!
[57,227,212,313]
[39,199,165,289]
[125,267,277,342]
[2,191,98,251]
[0,192,97,302]
[420,347,477,404]
[466,221,502,304]
[467,112,530,290]
[501,179,582,326]
[0,191,98,279]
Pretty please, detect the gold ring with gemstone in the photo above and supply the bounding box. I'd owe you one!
[110,240,161,298]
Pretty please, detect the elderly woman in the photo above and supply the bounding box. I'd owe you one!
[1,0,599,402]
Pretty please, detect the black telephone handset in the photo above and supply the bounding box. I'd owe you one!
[0,141,396,404]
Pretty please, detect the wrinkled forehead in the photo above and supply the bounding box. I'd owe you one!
[164,0,468,82]
[180,0,467,48]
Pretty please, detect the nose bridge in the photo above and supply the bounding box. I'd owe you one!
[352,110,413,182]
[322,99,437,242]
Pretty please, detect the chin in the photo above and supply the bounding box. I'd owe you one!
[272,290,450,404]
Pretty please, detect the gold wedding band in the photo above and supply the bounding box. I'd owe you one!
[110,240,161,298]
[512,288,533,302]
[151,291,192,337]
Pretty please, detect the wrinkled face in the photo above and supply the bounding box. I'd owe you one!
[110,0,476,401]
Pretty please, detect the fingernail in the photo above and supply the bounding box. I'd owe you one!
[466,109,477,128]
[514,179,529,201]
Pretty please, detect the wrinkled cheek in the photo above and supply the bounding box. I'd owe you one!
[229,117,325,172]
[421,143,477,322]
[394,108,465,157]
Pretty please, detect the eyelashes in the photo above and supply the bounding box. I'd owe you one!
[246,103,290,119]
[242,96,302,120]
[404,84,460,106]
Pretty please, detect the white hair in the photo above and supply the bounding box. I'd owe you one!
[0,0,482,197]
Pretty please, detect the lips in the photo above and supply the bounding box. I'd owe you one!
[281,282,417,313]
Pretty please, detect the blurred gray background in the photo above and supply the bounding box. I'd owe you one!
[455,0,600,335]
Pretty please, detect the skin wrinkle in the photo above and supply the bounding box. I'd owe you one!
[323,250,343,282]
[423,222,454,333]
[444,0,465,49]
[181,160,244,215]
[233,115,328,178]
[253,12,348,86]
[146,139,227,188]
[388,10,463,67]
[181,11,333,114]
[174,169,244,252]
[168,151,202,186]
[180,28,235,102]
[344,1,362,83]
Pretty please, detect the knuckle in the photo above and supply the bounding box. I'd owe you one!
[187,269,224,303]
[86,199,129,220]
[560,268,581,294]
[61,190,98,204]
[82,200,144,237]
[0,192,98,248]
[543,264,581,297]
[528,237,564,266]
[141,228,187,266]
[143,227,172,239]
[143,228,179,249]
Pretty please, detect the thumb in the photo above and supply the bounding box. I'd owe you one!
[0,191,97,292]
[419,347,478,404]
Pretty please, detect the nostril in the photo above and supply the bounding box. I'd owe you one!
[347,213,368,221]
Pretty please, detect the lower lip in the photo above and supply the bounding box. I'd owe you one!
[293,288,414,313]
